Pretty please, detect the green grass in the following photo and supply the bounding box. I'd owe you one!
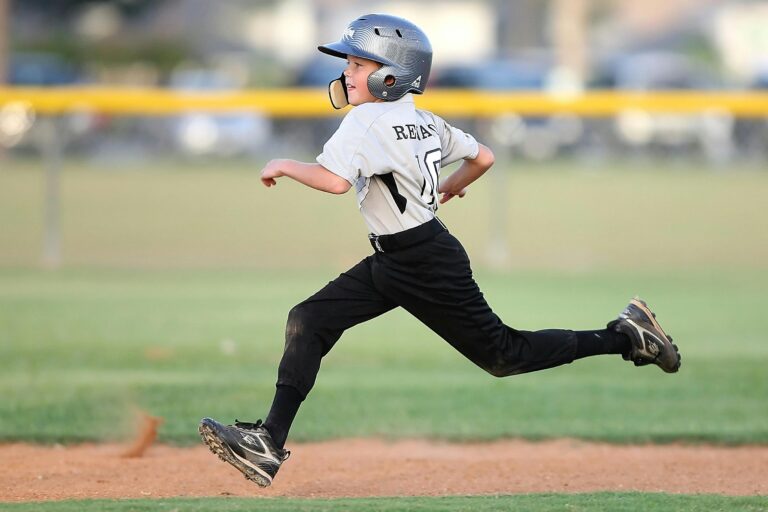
[1,494,766,512]
[0,267,766,445]
[0,159,767,445]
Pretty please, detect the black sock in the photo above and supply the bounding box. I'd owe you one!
[574,329,631,359]
[263,384,304,449]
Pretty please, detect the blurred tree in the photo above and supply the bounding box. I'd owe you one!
[0,0,7,83]
[12,0,157,18]
[11,0,188,84]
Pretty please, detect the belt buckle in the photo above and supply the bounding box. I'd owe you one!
[369,234,384,253]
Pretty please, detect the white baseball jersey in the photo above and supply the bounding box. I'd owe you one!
[317,93,479,235]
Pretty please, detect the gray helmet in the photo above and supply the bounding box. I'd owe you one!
[318,14,432,108]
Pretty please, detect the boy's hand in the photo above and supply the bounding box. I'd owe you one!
[437,144,494,204]
[258,159,351,194]
[439,188,467,204]
[260,160,285,187]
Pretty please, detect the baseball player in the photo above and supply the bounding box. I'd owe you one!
[199,14,681,487]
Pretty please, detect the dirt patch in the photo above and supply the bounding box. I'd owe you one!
[2,439,767,502]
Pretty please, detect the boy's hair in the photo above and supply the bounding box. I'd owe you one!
[318,14,432,104]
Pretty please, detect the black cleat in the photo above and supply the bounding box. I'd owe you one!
[608,298,681,373]
[199,417,289,487]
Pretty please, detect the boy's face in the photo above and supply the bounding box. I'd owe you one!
[344,55,383,106]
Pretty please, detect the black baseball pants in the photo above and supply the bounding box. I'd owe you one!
[276,221,578,399]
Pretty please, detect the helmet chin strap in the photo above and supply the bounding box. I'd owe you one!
[328,73,349,109]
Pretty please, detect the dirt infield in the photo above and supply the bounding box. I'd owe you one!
[2,439,767,502]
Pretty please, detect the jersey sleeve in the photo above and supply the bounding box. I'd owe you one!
[316,106,393,184]
[316,114,366,185]
[349,127,395,179]
[434,115,480,166]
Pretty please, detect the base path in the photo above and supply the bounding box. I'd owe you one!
[2,439,767,502]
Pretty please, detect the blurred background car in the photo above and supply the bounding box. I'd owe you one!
[431,56,586,161]
[1,51,103,152]
[280,56,348,152]
[168,67,271,158]
[591,51,734,162]
[9,52,81,86]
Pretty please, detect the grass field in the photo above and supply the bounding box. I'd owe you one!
[1,266,767,445]
[1,157,767,509]
[1,494,767,512]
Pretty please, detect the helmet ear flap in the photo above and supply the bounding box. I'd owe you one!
[328,73,349,109]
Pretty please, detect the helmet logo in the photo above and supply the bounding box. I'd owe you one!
[343,27,355,39]
[410,75,422,88]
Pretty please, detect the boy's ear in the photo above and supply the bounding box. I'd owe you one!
[329,73,349,109]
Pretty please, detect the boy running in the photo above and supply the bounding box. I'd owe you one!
[199,14,681,487]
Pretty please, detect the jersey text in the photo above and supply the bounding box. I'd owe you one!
[392,124,436,141]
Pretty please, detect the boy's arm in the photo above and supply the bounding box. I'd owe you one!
[438,143,495,204]
[261,159,351,194]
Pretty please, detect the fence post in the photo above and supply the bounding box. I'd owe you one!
[40,116,62,269]
[486,162,510,269]
[481,118,511,269]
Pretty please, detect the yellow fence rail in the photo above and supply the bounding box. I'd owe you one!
[1,86,768,117]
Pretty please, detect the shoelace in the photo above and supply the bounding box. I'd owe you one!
[234,419,263,430]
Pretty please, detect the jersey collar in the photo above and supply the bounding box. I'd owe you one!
[394,93,415,104]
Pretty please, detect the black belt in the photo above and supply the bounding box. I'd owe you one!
[368,218,446,253]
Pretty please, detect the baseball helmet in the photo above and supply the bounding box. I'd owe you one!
[318,14,432,109]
